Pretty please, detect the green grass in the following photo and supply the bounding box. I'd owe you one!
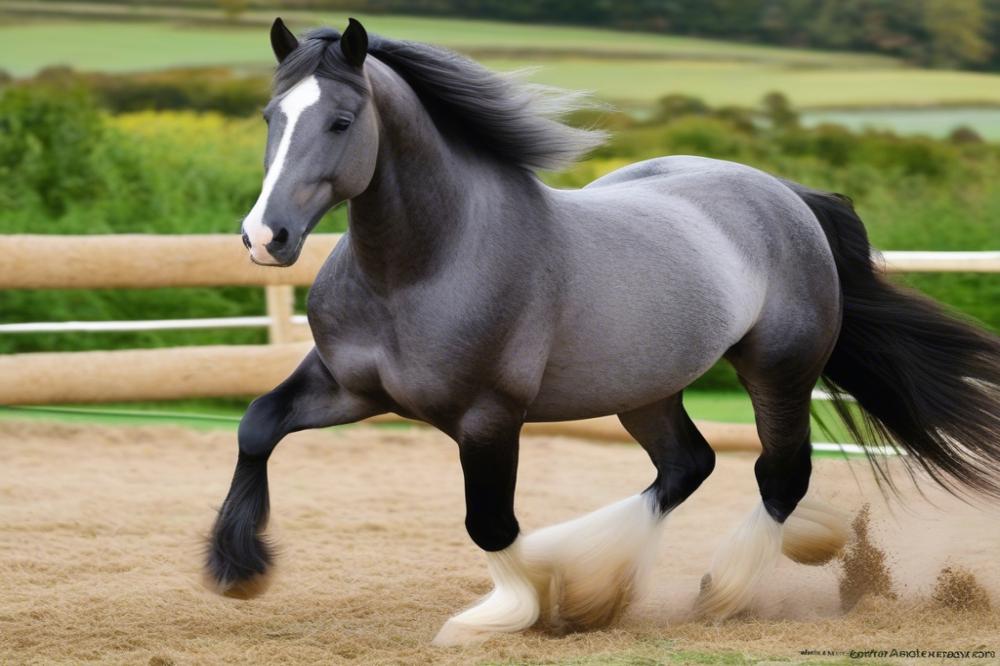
[679,392,755,423]
[482,59,1000,108]
[0,403,243,430]
[0,391,859,449]
[0,393,757,429]
[0,393,757,432]
[6,9,1000,108]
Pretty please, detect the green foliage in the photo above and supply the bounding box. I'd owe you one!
[923,0,992,68]
[0,85,106,216]
[761,91,799,130]
[27,66,270,116]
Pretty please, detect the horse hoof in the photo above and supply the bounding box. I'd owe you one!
[782,499,849,565]
[431,588,539,647]
[431,618,491,647]
[433,540,541,646]
[695,503,783,620]
[201,569,273,600]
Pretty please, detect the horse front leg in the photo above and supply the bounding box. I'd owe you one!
[204,347,382,598]
[432,400,542,646]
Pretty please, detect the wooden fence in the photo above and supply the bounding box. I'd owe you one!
[2,234,997,450]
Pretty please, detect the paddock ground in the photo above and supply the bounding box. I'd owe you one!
[1,419,998,665]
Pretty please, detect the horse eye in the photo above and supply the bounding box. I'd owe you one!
[330,117,352,133]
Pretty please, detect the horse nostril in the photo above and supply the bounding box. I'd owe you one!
[241,231,251,250]
[273,227,290,245]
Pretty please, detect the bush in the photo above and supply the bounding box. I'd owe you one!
[650,94,710,123]
[658,116,755,156]
[0,84,106,216]
[777,124,859,167]
[29,66,271,116]
[949,126,983,144]
[856,132,958,179]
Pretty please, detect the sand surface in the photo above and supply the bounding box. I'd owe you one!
[1,420,998,665]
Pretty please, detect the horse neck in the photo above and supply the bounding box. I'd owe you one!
[347,60,536,284]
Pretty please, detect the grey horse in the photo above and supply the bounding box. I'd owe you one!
[208,18,1000,645]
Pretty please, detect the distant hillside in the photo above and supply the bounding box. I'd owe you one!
[13,0,1000,71]
[6,7,1000,111]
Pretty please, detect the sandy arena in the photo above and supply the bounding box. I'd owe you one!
[1,419,998,665]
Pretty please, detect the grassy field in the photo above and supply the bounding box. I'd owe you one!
[0,392,755,428]
[0,2,901,68]
[0,393,758,430]
[0,391,861,446]
[484,58,1000,108]
[6,7,1000,109]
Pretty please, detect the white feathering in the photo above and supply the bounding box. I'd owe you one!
[696,503,783,620]
[522,493,665,631]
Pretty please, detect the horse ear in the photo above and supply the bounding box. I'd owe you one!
[340,18,368,68]
[270,17,299,64]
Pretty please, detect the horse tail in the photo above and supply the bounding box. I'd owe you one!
[204,451,274,597]
[786,180,1000,498]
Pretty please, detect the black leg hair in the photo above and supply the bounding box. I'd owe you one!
[454,401,524,552]
[432,398,538,645]
[459,433,521,550]
[205,348,381,597]
[694,329,833,619]
[736,361,821,524]
[618,393,717,515]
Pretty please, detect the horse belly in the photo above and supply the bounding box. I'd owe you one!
[525,214,763,421]
[526,307,734,421]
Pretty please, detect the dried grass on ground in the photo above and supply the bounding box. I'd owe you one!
[1,420,998,664]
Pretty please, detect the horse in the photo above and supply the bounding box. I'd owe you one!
[206,17,1000,645]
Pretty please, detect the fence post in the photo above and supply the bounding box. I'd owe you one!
[265,285,295,344]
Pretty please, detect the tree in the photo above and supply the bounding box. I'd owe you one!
[922,0,991,67]
[761,91,799,129]
[217,0,248,22]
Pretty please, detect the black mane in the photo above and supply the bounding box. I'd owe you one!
[274,27,606,171]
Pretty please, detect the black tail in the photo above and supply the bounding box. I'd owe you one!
[204,452,274,598]
[788,181,1000,498]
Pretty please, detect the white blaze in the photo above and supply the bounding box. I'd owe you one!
[243,76,322,262]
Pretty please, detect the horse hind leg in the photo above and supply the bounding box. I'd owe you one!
[521,394,715,632]
[696,328,847,620]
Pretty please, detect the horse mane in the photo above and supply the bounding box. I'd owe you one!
[274,27,607,171]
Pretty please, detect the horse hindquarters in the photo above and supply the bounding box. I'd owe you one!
[695,181,1000,618]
